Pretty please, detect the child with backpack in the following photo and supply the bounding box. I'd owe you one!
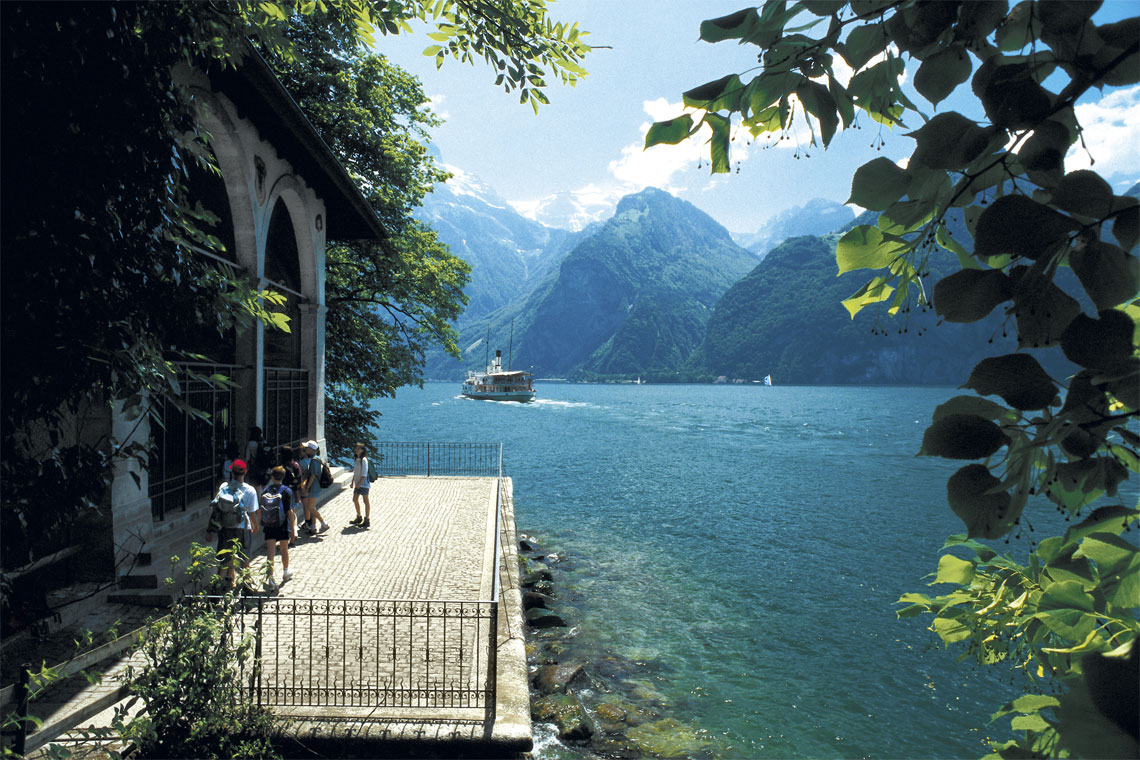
[349,442,375,529]
[279,445,304,546]
[205,458,259,587]
[298,440,330,535]
[259,466,295,590]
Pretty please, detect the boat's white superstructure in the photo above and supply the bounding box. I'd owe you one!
[462,350,536,402]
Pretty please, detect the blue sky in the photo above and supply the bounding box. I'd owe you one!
[377,1,1140,233]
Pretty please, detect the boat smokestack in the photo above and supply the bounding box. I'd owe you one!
[496,350,502,359]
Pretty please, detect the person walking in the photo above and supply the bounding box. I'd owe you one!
[245,426,270,486]
[350,442,371,528]
[259,466,295,590]
[298,440,329,535]
[205,458,259,588]
[280,445,303,546]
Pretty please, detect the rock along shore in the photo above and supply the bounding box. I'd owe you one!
[518,534,716,759]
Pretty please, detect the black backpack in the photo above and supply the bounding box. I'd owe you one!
[258,485,287,528]
[282,461,301,490]
[319,458,333,488]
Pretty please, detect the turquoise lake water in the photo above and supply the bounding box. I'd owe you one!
[372,383,1030,758]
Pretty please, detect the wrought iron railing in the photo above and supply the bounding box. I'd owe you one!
[211,597,497,709]
[264,367,308,456]
[371,441,501,477]
[148,363,240,521]
[198,442,504,718]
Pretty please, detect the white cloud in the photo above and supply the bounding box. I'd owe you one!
[1066,85,1140,178]
[426,93,449,120]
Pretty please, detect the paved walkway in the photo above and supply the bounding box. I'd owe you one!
[18,474,532,757]
[258,476,497,601]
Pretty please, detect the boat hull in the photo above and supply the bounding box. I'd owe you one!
[461,389,536,402]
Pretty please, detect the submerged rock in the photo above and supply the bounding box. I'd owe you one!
[522,567,554,587]
[523,591,550,610]
[532,694,593,742]
[534,662,589,694]
[525,608,567,629]
[626,718,712,758]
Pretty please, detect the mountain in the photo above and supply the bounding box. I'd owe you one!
[508,189,614,232]
[416,166,580,321]
[693,224,1081,385]
[732,197,854,257]
[428,187,758,380]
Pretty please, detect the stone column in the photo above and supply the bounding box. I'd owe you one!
[110,399,151,576]
[299,302,327,447]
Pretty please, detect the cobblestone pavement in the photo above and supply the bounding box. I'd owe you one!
[240,476,499,714]
[250,476,497,601]
[21,476,508,754]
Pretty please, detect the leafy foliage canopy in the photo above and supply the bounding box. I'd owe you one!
[650,2,1138,756]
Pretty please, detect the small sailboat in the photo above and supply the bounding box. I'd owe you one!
[763,375,773,386]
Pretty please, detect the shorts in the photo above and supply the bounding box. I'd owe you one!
[216,527,251,559]
[263,524,290,542]
[353,486,370,496]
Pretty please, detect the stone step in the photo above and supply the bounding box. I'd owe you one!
[116,574,158,590]
[105,591,173,608]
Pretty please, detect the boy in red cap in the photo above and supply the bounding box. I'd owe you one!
[206,458,259,587]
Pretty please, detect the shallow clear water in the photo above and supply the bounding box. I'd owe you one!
[372,383,1026,758]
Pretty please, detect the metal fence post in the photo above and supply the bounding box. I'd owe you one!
[253,598,264,707]
[3,663,33,756]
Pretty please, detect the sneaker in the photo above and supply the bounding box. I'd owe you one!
[318,522,330,533]
[361,518,370,529]
[282,569,293,582]
[350,516,362,526]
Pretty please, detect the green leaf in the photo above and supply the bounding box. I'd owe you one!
[1010,713,1052,732]
[974,59,1053,130]
[848,157,910,211]
[933,269,1013,323]
[1060,311,1136,370]
[974,195,1079,260]
[705,112,731,173]
[836,225,901,272]
[920,414,1010,459]
[1010,270,1083,349]
[645,115,695,148]
[1112,203,1139,252]
[1018,119,1073,174]
[1010,694,1062,714]
[841,276,894,318]
[932,615,973,644]
[1062,506,1140,546]
[1069,241,1140,312]
[915,45,972,106]
[936,223,977,268]
[1052,170,1115,219]
[935,554,976,585]
[963,353,1058,411]
[683,74,744,112]
[840,22,889,70]
[1076,533,1138,574]
[795,80,839,146]
[1040,578,1097,613]
[947,463,1016,539]
[699,8,761,43]
[932,395,1017,423]
[907,112,992,171]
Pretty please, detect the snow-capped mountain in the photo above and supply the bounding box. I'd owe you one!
[508,189,614,232]
[416,165,581,321]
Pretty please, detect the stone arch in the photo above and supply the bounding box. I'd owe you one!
[186,86,258,273]
[264,174,319,303]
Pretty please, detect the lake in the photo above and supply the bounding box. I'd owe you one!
[371,383,1025,758]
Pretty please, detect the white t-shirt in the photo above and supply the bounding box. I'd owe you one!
[352,457,369,489]
[217,481,259,530]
